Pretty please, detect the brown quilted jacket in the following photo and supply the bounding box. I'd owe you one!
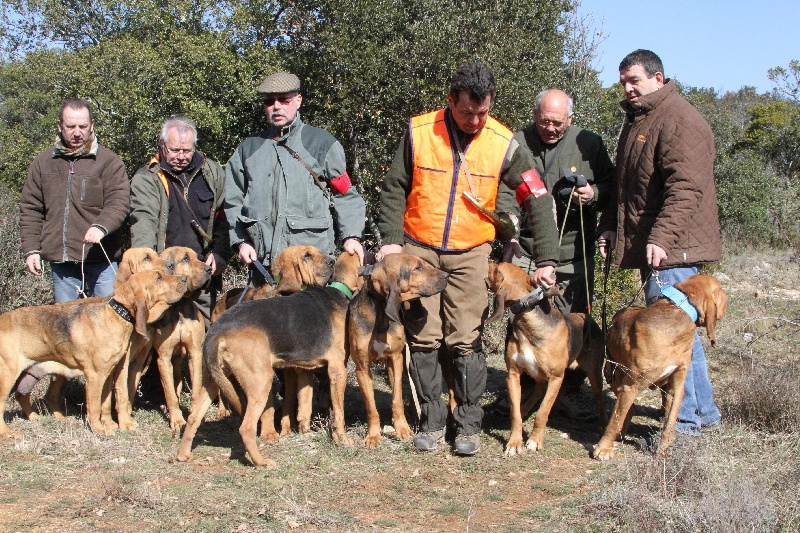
[598,80,721,269]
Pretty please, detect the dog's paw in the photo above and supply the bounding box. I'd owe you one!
[504,437,526,456]
[27,412,41,421]
[363,433,381,448]
[118,419,138,432]
[525,439,543,452]
[260,429,280,442]
[169,416,186,432]
[336,434,354,447]
[253,458,278,469]
[592,444,614,461]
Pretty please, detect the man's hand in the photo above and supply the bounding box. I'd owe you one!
[530,265,556,289]
[571,183,595,206]
[83,226,105,244]
[343,238,365,266]
[376,244,403,261]
[646,243,667,267]
[238,242,258,264]
[25,253,42,276]
[501,239,522,263]
[598,230,615,258]
[205,252,227,276]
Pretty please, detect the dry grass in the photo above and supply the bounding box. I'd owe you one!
[1,188,799,532]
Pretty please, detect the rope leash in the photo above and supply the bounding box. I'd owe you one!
[77,241,117,298]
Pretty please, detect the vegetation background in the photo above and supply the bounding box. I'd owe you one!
[1,1,799,531]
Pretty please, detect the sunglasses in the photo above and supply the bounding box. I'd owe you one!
[262,94,298,107]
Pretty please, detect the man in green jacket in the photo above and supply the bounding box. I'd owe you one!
[130,115,230,323]
[501,89,615,315]
[225,71,366,272]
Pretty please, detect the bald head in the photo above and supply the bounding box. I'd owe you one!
[534,89,573,145]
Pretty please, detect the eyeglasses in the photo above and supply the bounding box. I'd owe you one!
[263,94,297,107]
[536,118,567,128]
[164,146,194,156]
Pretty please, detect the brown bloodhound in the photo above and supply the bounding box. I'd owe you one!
[592,274,727,460]
[176,251,357,468]
[116,246,210,434]
[486,262,606,456]
[0,270,187,436]
[14,247,168,429]
[349,253,448,447]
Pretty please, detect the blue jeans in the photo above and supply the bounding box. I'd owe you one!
[51,261,118,303]
[642,265,722,436]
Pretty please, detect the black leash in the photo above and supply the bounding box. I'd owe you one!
[236,257,277,304]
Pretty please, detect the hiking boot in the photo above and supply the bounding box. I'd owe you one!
[413,428,445,452]
[453,433,481,456]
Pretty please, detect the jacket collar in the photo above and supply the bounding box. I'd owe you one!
[269,113,303,141]
[621,78,676,118]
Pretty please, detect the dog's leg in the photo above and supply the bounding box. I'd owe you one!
[505,367,526,456]
[239,371,277,468]
[657,366,688,457]
[280,369,298,436]
[258,389,279,442]
[156,347,186,433]
[387,354,413,441]
[83,369,114,435]
[43,375,68,419]
[354,358,382,446]
[527,374,564,451]
[327,361,353,446]
[176,374,218,462]
[295,370,314,434]
[593,383,640,461]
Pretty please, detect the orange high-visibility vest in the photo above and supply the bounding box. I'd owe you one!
[404,109,513,250]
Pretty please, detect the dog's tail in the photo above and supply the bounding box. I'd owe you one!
[204,334,244,415]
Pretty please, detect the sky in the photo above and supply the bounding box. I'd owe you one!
[576,0,800,94]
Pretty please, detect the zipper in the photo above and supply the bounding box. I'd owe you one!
[63,160,75,261]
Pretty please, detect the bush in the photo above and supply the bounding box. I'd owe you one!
[723,361,800,434]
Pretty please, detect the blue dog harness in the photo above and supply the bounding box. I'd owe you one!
[660,285,698,322]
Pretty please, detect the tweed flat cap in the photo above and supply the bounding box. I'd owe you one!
[258,71,301,95]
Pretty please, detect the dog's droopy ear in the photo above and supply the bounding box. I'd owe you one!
[675,275,727,347]
[384,268,404,323]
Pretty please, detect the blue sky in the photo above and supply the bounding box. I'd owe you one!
[576,0,800,94]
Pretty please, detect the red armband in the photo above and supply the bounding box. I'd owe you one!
[329,171,352,195]
[515,169,548,205]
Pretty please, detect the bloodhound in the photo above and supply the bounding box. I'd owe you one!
[0,270,187,436]
[176,251,357,468]
[349,253,448,447]
[209,245,339,424]
[592,274,727,460]
[134,246,211,434]
[486,261,606,456]
[14,247,168,429]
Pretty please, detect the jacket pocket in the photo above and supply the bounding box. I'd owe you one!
[80,176,104,208]
[285,215,333,254]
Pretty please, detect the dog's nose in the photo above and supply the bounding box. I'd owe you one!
[326,256,335,267]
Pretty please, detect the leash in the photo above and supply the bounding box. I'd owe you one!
[405,343,422,421]
[237,257,277,304]
[77,241,117,298]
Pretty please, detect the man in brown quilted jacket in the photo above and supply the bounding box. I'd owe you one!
[597,49,722,437]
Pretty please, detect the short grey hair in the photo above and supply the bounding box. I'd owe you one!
[534,89,573,118]
[159,115,198,146]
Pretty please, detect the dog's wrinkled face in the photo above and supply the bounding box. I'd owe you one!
[272,245,334,295]
[370,254,448,322]
[673,274,728,346]
[113,270,188,337]
[115,248,168,288]
[160,247,211,293]
[486,261,562,323]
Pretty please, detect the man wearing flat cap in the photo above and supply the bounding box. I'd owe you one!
[224,70,366,274]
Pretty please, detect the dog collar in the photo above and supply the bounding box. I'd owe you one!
[328,281,353,300]
[661,285,698,322]
[108,298,135,323]
[509,286,546,314]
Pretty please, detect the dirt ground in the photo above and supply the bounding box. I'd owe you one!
[1,246,797,532]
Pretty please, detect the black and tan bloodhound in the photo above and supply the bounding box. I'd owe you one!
[486,261,606,456]
[349,253,448,447]
[593,274,727,460]
[176,251,357,468]
[0,270,187,436]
